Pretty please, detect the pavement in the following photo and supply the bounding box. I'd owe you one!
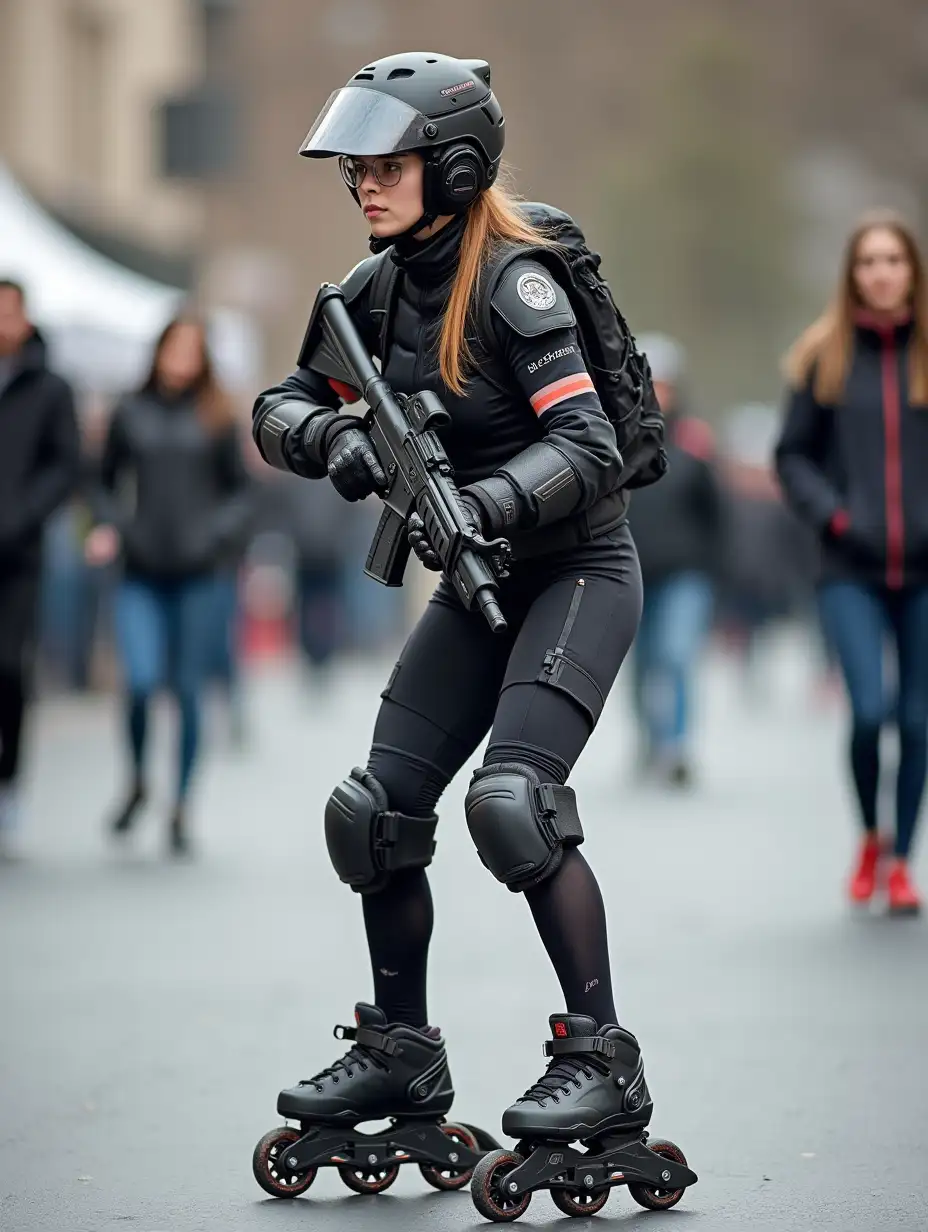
[1,631,926,1232]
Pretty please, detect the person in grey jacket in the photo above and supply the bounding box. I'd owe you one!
[86,315,252,855]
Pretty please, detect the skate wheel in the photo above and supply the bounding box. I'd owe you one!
[337,1162,399,1194]
[628,1138,688,1211]
[419,1122,479,1191]
[252,1127,316,1198]
[471,1150,531,1223]
[551,1184,610,1216]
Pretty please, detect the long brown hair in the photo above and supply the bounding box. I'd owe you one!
[142,314,235,433]
[784,210,928,405]
[439,175,554,394]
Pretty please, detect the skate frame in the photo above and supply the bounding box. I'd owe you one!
[279,1117,500,1175]
[504,1131,698,1197]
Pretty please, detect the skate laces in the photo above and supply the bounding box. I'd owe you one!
[302,1044,388,1088]
[521,1054,611,1105]
[301,1028,390,1089]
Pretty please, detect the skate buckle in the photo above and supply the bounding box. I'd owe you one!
[354,1026,399,1056]
[333,1024,358,1040]
[545,1035,615,1059]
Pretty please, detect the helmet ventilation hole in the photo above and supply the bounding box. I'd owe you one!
[388,67,415,79]
[354,73,374,80]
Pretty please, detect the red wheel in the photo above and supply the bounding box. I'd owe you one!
[337,1161,400,1193]
[471,1150,531,1223]
[252,1127,316,1198]
[419,1122,480,1191]
[628,1138,689,1211]
[551,1184,610,1216]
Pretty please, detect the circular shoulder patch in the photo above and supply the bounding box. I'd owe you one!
[516,271,557,311]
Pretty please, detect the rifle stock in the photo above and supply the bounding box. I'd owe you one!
[310,283,510,633]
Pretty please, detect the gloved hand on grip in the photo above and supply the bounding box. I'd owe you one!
[407,492,497,573]
[326,425,387,502]
[407,512,443,571]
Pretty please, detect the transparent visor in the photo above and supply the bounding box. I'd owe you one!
[299,87,431,158]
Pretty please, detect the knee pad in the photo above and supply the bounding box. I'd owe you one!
[464,762,584,893]
[324,767,438,894]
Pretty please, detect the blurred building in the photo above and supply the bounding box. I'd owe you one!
[0,0,204,279]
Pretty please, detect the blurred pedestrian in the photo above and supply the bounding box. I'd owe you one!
[0,278,81,858]
[717,403,815,696]
[283,475,354,682]
[627,334,723,786]
[776,210,928,913]
[206,537,249,747]
[85,315,252,855]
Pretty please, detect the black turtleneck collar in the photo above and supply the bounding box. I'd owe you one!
[390,213,467,288]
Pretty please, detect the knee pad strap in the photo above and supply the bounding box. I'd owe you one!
[324,767,437,894]
[464,762,583,893]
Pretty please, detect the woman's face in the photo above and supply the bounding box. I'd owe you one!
[853,227,913,315]
[350,152,425,239]
[157,322,205,392]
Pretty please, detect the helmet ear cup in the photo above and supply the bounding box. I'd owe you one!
[425,143,488,215]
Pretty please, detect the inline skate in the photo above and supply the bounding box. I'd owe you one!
[252,1002,499,1197]
[471,1013,697,1221]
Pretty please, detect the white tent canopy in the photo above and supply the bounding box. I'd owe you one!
[0,162,259,395]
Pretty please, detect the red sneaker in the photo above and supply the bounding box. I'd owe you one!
[848,834,882,903]
[887,860,922,915]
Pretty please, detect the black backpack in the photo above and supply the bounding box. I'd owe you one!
[368,202,668,491]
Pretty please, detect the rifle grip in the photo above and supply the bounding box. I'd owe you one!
[364,506,412,587]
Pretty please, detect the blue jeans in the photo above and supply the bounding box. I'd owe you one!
[114,575,216,802]
[818,582,928,857]
[633,571,715,755]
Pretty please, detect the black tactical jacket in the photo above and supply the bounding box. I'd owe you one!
[253,213,626,560]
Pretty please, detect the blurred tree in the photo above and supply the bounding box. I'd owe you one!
[597,23,800,415]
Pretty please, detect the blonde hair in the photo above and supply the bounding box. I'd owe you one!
[440,177,554,394]
[784,209,928,406]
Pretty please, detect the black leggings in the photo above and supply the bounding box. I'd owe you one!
[0,670,26,786]
[357,525,642,1029]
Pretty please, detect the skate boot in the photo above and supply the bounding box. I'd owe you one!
[252,1002,499,1199]
[472,1013,697,1222]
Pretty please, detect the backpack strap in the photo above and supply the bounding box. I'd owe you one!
[368,249,400,361]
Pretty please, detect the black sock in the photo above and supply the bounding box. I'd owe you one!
[525,847,619,1027]
[361,868,433,1027]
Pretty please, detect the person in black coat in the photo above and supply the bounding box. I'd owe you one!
[626,334,723,786]
[775,210,928,914]
[85,315,252,855]
[0,279,80,857]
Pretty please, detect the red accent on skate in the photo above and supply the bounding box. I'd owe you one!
[354,1008,361,1026]
[553,1021,568,1038]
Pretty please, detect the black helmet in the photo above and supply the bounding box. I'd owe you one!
[300,52,505,242]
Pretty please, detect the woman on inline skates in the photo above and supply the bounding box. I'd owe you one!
[250,51,696,1220]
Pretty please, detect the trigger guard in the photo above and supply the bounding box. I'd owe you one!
[472,533,511,555]
[470,533,511,580]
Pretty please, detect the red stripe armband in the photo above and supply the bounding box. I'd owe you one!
[529,373,596,416]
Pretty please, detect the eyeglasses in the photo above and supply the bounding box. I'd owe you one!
[339,155,405,189]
